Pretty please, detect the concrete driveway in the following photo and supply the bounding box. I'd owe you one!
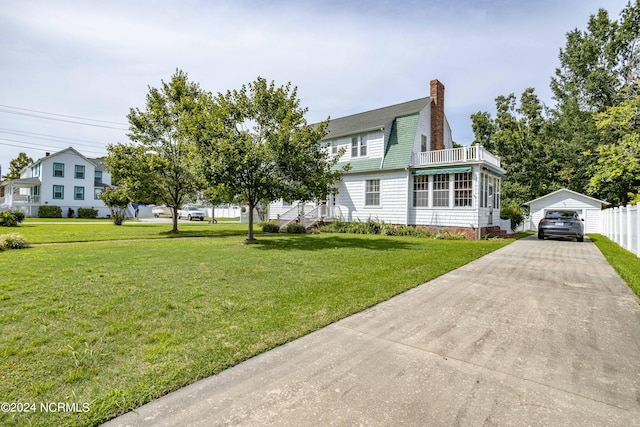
[104,236,640,426]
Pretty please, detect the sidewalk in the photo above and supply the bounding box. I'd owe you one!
[104,236,640,426]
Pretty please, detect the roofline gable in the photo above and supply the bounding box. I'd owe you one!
[523,188,610,206]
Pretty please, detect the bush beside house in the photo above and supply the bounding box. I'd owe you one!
[38,206,62,218]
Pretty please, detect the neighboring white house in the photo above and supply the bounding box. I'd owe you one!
[523,188,609,234]
[0,147,112,217]
[270,79,508,238]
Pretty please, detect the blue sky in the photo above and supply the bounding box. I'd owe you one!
[0,0,631,172]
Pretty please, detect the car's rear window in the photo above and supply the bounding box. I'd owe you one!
[545,211,578,219]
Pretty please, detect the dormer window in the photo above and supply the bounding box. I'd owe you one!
[351,135,367,158]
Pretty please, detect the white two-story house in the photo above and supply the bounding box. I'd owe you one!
[270,79,507,238]
[0,147,112,217]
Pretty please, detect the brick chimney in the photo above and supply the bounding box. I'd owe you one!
[430,79,445,151]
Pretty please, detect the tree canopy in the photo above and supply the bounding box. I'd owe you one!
[2,152,33,181]
[196,77,346,241]
[105,69,205,232]
[472,0,640,207]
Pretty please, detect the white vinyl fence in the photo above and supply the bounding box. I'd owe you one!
[601,204,639,257]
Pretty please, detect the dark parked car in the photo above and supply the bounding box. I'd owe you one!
[538,210,584,242]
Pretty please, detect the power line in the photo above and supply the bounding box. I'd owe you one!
[0,128,117,149]
[0,104,128,125]
[0,139,106,157]
[0,108,129,130]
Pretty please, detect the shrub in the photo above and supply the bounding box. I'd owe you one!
[261,222,281,233]
[285,223,307,234]
[13,211,25,223]
[0,211,18,227]
[38,205,62,218]
[500,205,524,231]
[0,233,29,250]
[78,207,98,219]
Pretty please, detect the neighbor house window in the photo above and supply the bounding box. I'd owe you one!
[53,185,64,199]
[94,187,103,200]
[432,174,449,207]
[74,186,84,200]
[53,162,64,177]
[365,179,380,206]
[454,172,473,207]
[95,170,103,185]
[413,175,429,207]
[331,142,338,155]
[75,165,85,179]
[351,137,358,157]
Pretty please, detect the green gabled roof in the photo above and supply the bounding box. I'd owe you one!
[333,157,382,173]
[325,97,430,140]
[381,114,419,169]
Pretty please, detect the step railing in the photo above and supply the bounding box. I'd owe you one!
[278,204,345,230]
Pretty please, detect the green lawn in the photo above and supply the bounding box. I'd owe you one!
[0,232,511,426]
[6,221,251,244]
[589,234,640,298]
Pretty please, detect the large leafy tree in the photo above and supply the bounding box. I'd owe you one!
[106,69,204,233]
[2,152,33,180]
[588,96,640,205]
[197,77,346,241]
[472,89,553,205]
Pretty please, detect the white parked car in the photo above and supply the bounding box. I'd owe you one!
[177,206,205,221]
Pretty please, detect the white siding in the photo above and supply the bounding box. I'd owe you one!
[336,170,408,224]
[411,106,431,155]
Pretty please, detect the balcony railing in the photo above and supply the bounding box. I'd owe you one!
[412,145,501,168]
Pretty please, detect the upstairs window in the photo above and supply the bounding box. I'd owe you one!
[53,162,64,177]
[351,135,368,158]
[75,165,85,179]
[421,135,428,152]
[95,170,103,185]
[31,163,41,177]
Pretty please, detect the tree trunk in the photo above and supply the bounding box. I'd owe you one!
[171,207,179,233]
[247,202,255,241]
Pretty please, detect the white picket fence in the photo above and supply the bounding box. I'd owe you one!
[601,204,639,257]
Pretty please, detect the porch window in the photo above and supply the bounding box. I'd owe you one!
[454,172,473,207]
[53,163,64,177]
[53,185,64,199]
[74,186,85,200]
[413,175,429,207]
[94,187,103,200]
[480,174,487,208]
[365,179,380,206]
[75,165,85,179]
[432,174,449,207]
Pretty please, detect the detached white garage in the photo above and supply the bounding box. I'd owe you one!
[524,188,609,234]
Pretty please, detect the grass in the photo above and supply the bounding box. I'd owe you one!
[589,234,640,298]
[3,222,251,244]
[0,232,511,426]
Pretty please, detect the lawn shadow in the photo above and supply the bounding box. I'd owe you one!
[250,233,418,251]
